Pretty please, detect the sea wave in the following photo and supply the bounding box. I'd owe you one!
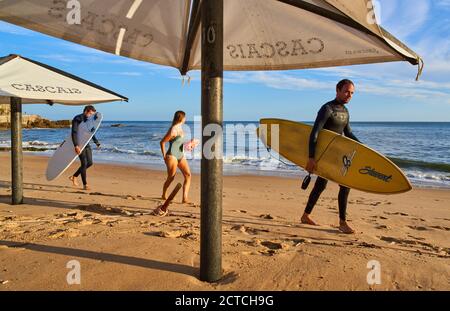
[389,157,450,173]
[104,146,160,157]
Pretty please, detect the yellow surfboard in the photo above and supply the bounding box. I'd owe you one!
[258,119,412,194]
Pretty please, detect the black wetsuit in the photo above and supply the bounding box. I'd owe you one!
[71,114,99,186]
[305,99,359,221]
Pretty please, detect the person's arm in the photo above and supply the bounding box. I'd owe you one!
[71,117,80,147]
[71,116,82,155]
[308,105,332,158]
[306,105,331,173]
[344,121,360,143]
[160,127,174,158]
[92,135,100,146]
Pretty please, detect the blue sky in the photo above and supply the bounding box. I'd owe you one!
[0,0,449,122]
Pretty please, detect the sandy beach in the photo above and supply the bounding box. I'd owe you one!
[0,152,449,291]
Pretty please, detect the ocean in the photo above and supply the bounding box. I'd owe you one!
[1,121,449,189]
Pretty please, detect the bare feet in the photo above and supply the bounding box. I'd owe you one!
[182,199,191,204]
[83,185,91,191]
[161,194,167,200]
[69,176,79,187]
[339,221,355,234]
[301,213,318,226]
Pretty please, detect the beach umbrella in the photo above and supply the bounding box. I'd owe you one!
[0,54,127,204]
[0,0,422,75]
[0,0,422,282]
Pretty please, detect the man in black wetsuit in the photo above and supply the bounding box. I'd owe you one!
[69,105,100,191]
[301,79,359,234]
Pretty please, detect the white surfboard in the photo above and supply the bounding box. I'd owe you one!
[46,112,103,181]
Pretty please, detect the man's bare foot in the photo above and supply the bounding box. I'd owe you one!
[69,176,79,187]
[182,199,191,204]
[162,194,167,200]
[339,221,355,234]
[301,213,318,226]
[83,185,91,191]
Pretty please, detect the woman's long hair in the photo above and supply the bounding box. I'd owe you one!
[171,110,186,126]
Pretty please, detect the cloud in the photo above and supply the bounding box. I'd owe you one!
[93,71,142,76]
[198,69,450,105]
[359,79,450,104]
[224,72,332,91]
[436,0,450,8]
[37,54,80,63]
[377,0,431,39]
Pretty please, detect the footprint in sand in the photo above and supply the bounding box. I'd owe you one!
[411,218,426,222]
[379,236,417,246]
[370,215,388,220]
[237,239,261,247]
[375,224,389,230]
[290,238,312,246]
[150,230,197,240]
[259,214,274,220]
[232,210,247,214]
[77,204,137,217]
[407,235,426,241]
[357,242,382,249]
[407,225,432,231]
[48,228,81,239]
[231,225,251,233]
[384,211,409,217]
[258,240,288,255]
[378,236,447,256]
[430,226,450,231]
[231,225,269,235]
[261,241,286,250]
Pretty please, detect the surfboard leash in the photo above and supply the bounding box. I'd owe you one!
[265,135,341,190]
[265,147,297,168]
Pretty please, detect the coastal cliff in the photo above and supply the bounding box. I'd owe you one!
[0,104,70,129]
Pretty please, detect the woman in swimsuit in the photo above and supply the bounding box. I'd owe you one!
[158,111,192,213]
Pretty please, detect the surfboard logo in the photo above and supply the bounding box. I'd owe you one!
[359,166,392,183]
[341,150,356,176]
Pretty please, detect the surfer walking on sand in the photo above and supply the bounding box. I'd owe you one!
[69,105,101,191]
[154,111,195,216]
[301,79,360,234]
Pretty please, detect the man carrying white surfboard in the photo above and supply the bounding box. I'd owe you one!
[302,79,359,234]
[69,105,101,190]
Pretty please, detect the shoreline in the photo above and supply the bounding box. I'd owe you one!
[5,151,450,191]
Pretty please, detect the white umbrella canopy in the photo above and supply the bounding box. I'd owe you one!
[0,0,422,75]
[0,54,128,105]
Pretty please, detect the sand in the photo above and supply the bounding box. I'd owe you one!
[0,152,449,290]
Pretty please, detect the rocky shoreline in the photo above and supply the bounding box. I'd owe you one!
[0,104,70,130]
[0,117,70,130]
